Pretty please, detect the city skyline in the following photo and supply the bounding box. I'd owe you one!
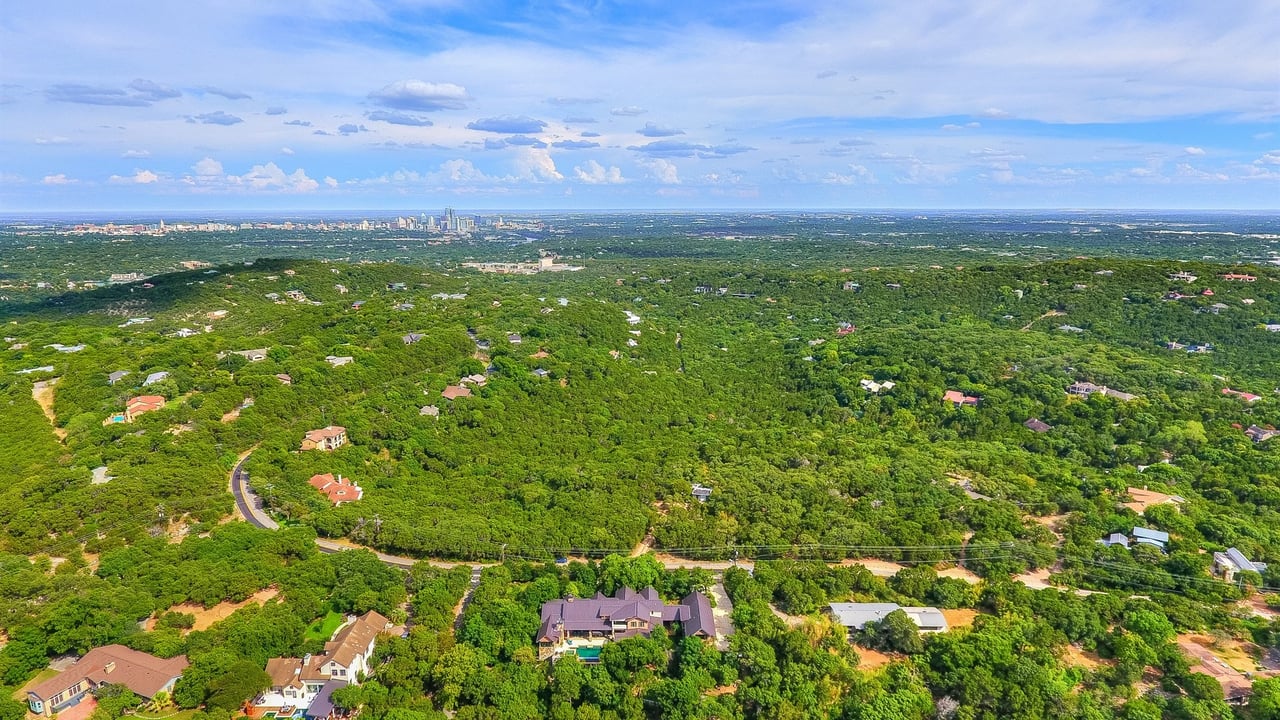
[2,1,1278,211]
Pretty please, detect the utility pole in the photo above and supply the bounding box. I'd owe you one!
[500,543,507,563]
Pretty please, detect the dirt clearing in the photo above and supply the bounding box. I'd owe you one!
[162,587,280,631]
[32,378,67,441]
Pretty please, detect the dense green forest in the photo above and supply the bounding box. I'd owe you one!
[1,220,1279,719]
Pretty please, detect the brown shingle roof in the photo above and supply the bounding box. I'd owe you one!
[265,657,304,689]
[324,611,389,668]
[28,645,188,701]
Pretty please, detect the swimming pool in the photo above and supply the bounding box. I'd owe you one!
[575,646,602,661]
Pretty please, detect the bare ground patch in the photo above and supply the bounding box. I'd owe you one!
[32,378,67,441]
[1062,644,1111,670]
[842,558,907,577]
[1177,634,1255,699]
[937,566,982,584]
[854,645,895,669]
[940,608,980,629]
[163,587,280,631]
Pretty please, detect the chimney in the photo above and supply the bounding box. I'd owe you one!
[104,662,116,674]
[303,653,311,668]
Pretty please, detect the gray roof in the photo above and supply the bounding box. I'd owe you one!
[1224,547,1265,574]
[1098,533,1130,548]
[827,603,947,631]
[680,591,716,638]
[1024,418,1052,433]
[142,371,169,386]
[1132,527,1169,544]
[108,370,131,383]
[304,678,348,719]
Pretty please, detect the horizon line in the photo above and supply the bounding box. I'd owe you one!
[2,207,1277,216]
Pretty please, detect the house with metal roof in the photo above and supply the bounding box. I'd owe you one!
[1213,548,1268,582]
[1132,527,1169,551]
[827,603,949,634]
[142,370,170,386]
[1098,533,1130,549]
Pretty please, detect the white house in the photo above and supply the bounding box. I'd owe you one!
[254,611,391,715]
[828,603,948,634]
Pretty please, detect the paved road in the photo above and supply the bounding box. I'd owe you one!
[229,448,277,530]
[230,450,1111,609]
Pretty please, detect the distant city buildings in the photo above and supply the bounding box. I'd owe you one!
[33,209,541,238]
[462,253,584,274]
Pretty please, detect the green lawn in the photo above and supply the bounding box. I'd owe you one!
[12,667,59,699]
[305,609,344,642]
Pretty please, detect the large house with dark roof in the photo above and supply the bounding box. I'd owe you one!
[254,611,390,717]
[536,587,714,660]
[27,645,188,717]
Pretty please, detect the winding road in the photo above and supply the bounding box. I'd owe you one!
[228,447,1147,635]
[230,447,277,530]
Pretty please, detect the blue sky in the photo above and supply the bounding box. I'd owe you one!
[1,0,1277,211]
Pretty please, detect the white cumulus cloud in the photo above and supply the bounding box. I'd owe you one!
[42,173,74,185]
[514,148,563,181]
[193,157,224,177]
[574,160,625,184]
[1184,146,1206,155]
[436,159,491,183]
[642,158,680,184]
[235,162,319,192]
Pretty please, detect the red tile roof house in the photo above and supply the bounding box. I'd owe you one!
[27,645,188,717]
[942,390,979,408]
[124,395,166,422]
[1222,388,1262,403]
[536,587,715,661]
[441,385,472,400]
[309,474,363,505]
[254,611,390,717]
[301,426,347,451]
